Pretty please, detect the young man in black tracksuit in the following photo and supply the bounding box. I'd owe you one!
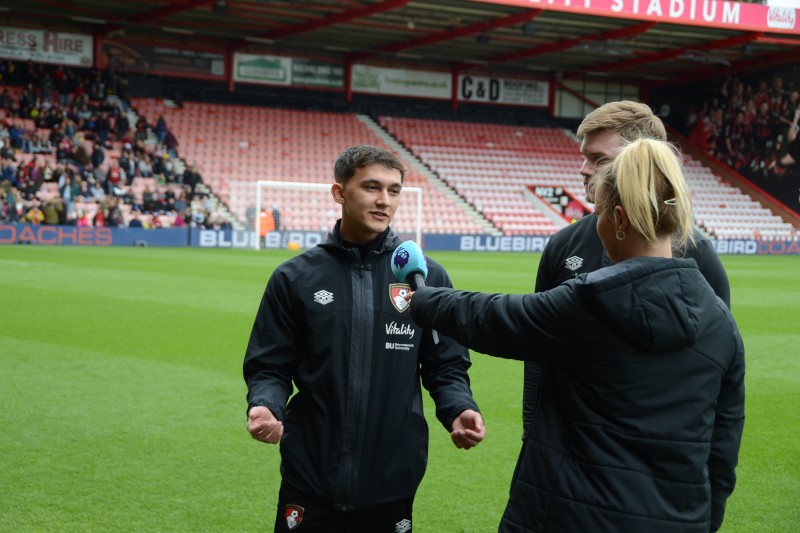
[243,145,485,532]
[523,101,731,439]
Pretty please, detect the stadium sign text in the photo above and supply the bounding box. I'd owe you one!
[711,239,757,255]
[609,0,741,23]
[758,240,800,256]
[196,230,326,249]
[460,235,549,252]
[503,0,796,32]
[0,224,112,245]
[0,25,93,66]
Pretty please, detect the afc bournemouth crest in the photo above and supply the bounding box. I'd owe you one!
[389,283,411,313]
[285,504,304,530]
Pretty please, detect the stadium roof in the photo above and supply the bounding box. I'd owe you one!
[4,0,800,90]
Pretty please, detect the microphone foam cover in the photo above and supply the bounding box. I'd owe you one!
[391,240,428,283]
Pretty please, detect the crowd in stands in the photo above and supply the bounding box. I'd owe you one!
[684,74,800,181]
[0,60,232,230]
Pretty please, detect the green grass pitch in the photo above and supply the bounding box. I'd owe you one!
[1,246,798,532]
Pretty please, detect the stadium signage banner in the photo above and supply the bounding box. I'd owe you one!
[292,59,345,88]
[482,0,798,33]
[712,239,758,255]
[0,225,186,246]
[0,224,112,246]
[233,53,292,85]
[458,76,549,107]
[352,65,451,99]
[0,26,92,67]
[758,240,800,256]
[194,229,328,249]
[459,235,550,252]
[529,185,591,221]
[2,225,796,255]
[99,39,225,79]
[233,54,345,88]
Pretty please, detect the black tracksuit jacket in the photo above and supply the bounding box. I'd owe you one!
[244,224,479,510]
[524,214,731,437]
[410,257,745,532]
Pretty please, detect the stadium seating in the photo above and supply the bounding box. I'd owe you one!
[379,116,580,235]
[379,115,796,240]
[131,99,486,235]
[128,98,796,240]
[683,158,796,240]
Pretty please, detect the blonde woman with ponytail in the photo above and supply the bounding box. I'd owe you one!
[592,138,696,263]
[405,137,745,532]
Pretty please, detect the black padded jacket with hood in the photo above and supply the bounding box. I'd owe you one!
[410,256,745,532]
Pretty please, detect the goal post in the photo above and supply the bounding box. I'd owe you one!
[254,180,422,251]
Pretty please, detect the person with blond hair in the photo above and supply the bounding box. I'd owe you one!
[523,101,730,440]
[405,138,745,532]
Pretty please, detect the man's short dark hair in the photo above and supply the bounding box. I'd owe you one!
[334,145,406,184]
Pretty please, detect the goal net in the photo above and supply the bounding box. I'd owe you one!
[254,180,422,251]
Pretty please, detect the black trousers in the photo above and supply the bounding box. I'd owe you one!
[274,481,414,533]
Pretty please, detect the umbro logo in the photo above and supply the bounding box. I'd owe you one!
[564,256,583,271]
[313,290,334,305]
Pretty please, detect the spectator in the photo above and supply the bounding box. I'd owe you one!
[135,117,148,142]
[155,114,167,144]
[24,202,45,225]
[751,100,781,172]
[128,210,143,228]
[92,207,107,227]
[3,185,21,222]
[90,178,106,201]
[91,141,105,170]
[172,209,187,228]
[77,179,93,200]
[163,128,179,156]
[116,109,130,140]
[76,209,91,227]
[771,106,800,174]
[258,208,274,246]
[271,203,281,231]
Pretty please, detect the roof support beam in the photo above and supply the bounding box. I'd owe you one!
[349,9,542,63]
[230,0,411,50]
[651,47,799,89]
[590,32,762,73]
[101,0,216,36]
[462,21,656,70]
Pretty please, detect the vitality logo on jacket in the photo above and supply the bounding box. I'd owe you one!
[386,321,415,339]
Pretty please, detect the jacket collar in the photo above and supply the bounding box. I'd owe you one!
[321,219,402,257]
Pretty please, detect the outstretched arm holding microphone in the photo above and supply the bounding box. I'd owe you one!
[392,239,486,448]
[391,239,439,344]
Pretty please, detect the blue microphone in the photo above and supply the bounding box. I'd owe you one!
[391,240,439,344]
